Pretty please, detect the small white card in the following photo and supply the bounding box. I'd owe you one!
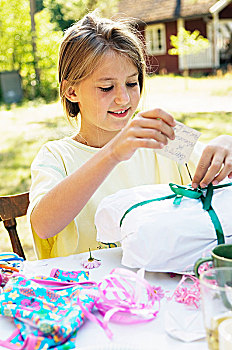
[156,121,201,164]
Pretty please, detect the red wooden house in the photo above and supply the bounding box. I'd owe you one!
[117,0,232,74]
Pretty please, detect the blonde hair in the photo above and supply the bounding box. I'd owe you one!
[59,12,146,119]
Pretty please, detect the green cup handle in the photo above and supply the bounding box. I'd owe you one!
[194,257,213,278]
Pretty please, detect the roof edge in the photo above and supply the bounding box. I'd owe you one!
[210,0,232,13]
[144,14,212,26]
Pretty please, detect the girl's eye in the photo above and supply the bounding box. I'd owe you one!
[99,86,113,92]
[127,82,138,87]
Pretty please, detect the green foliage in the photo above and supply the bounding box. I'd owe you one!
[0,0,62,102]
[35,9,63,101]
[0,0,118,103]
[43,0,74,31]
[169,27,210,56]
[35,0,44,13]
[44,0,119,31]
[0,0,32,72]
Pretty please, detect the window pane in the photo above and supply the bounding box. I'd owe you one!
[146,24,166,55]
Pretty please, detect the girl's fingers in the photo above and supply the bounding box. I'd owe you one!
[138,108,176,127]
[192,150,214,188]
[130,137,166,149]
[130,122,172,144]
[192,136,232,188]
[133,109,176,141]
[212,156,232,184]
[110,108,176,162]
[198,153,225,187]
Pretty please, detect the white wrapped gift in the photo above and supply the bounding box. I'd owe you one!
[95,180,232,273]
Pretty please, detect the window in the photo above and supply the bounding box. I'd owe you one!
[145,24,166,55]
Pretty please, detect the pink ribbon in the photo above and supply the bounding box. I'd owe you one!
[78,268,161,338]
[170,274,201,309]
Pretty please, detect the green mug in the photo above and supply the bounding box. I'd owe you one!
[194,244,232,278]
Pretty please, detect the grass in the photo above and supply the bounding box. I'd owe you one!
[174,111,232,143]
[0,103,75,195]
[0,74,232,260]
[144,72,232,95]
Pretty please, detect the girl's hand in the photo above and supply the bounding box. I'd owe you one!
[108,108,176,162]
[192,135,232,188]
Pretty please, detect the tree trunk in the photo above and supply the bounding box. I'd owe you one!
[29,0,40,95]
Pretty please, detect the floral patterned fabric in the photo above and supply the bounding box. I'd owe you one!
[0,269,95,350]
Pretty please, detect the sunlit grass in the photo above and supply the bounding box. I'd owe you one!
[144,72,232,95]
[174,111,232,143]
[0,103,75,195]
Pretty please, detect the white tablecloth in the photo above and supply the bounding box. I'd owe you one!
[0,248,207,350]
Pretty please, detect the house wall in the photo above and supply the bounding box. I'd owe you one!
[165,21,179,73]
[144,19,213,74]
[185,18,207,36]
[142,21,179,74]
[220,3,232,19]
[140,3,232,75]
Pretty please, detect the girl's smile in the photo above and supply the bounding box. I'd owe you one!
[108,107,130,118]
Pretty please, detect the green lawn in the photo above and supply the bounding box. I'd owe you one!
[0,74,232,260]
[0,102,75,260]
[174,111,232,143]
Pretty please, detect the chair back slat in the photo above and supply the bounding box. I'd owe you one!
[0,192,29,220]
[0,192,29,259]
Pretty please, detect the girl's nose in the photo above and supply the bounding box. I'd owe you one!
[114,86,130,105]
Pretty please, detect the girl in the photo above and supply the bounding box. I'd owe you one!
[28,12,232,259]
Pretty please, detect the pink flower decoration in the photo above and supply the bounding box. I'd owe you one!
[82,260,101,269]
[153,286,165,300]
[81,249,101,269]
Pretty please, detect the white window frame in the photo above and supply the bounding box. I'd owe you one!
[145,23,166,55]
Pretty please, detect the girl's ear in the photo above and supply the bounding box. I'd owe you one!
[63,80,79,102]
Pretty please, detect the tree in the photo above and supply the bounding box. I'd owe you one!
[29,0,41,95]
[169,27,210,77]
[0,0,62,102]
[35,8,63,101]
[0,0,118,102]
[0,0,32,73]
[44,0,119,31]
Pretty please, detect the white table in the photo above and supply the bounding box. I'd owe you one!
[0,248,207,350]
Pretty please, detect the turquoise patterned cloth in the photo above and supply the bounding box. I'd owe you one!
[0,269,95,349]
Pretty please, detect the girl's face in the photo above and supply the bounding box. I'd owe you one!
[73,52,140,146]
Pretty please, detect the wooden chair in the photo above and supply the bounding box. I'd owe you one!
[0,192,29,260]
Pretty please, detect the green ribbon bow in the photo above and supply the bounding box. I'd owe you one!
[120,182,232,245]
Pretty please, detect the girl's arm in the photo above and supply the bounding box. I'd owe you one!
[31,144,119,238]
[31,108,176,239]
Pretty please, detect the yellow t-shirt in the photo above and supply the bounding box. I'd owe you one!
[27,137,203,259]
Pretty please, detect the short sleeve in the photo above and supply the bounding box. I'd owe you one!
[27,143,71,259]
[28,143,67,214]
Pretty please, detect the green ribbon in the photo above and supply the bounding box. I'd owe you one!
[119,182,232,245]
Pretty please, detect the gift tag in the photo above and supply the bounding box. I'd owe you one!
[156,121,201,164]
